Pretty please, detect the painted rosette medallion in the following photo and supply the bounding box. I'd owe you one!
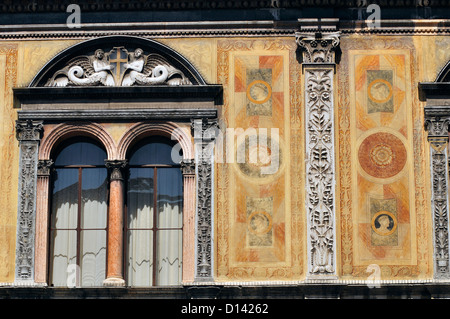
[358,132,407,179]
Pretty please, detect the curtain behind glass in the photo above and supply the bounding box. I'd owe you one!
[50,139,107,287]
[127,168,154,287]
[156,168,183,286]
[128,137,177,166]
[80,168,107,286]
[126,161,183,286]
[50,168,78,287]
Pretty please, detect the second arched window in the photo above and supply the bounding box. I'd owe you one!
[125,136,183,287]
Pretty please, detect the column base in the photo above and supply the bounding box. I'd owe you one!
[103,277,126,287]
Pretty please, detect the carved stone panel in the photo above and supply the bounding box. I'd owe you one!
[191,118,218,281]
[425,117,450,279]
[297,32,339,278]
[14,120,43,284]
[304,67,337,277]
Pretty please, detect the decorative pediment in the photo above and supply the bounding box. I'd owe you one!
[29,36,208,88]
[15,36,223,121]
[45,46,191,87]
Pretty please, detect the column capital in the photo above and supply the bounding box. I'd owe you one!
[191,118,219,142]
[181,158,196,176]
[425,117,450,137]
[15,120,44,142]
[425,117,450,153]
[295,31,340,64]
[105,159,128,181]
[37,159,54,177]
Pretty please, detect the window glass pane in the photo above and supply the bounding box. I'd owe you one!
[126,137,184,287]
[127,168,154,229]
[81,168,108,229]
[156,229,182,286]
[157,168,183,229]
[80,230,106,287]
[51,168,78,229]
[54,138,106,166]
[128,136,178,165]
[127,229,153,287]
[50,230,77,287]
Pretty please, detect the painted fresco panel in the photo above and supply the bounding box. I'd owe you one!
[338,37,432,279]
[216,39,305,281]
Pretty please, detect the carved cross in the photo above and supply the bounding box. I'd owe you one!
[109,47,129,84]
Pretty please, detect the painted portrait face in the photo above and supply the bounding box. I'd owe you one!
[372,211,396,236]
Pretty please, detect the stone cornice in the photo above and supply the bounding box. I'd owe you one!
[2,19,450,40]
[13,86,224,105]
[17,109,218,122]
[0,0,445,13]
[418,82,450,101]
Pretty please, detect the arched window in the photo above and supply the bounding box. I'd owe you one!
[13,36,219,287]
[49,137,108,287]
[125,136,183,286]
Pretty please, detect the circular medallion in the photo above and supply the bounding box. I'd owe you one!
[358,132,407,179]
[368,79,393,104]
[236,134,282,179]
[246,80,272,104]
[247,144,272,168]
[371,211,397,236]
[248,211,273,235]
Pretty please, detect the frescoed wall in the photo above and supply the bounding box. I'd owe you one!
[1,34,449,284]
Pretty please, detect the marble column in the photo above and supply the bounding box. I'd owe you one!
[425,117,450,279]
[296,32,340,278]
[14,120,43,285]
[103,159,127,287]
[180,158,196,283]
[34,159,54,284]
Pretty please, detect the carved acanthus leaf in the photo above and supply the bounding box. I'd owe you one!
[296,32,340,64]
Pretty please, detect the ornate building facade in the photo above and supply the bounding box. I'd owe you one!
[1,0,450,298]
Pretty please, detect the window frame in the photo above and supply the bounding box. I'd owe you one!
[48,137,109,287]
[124,136,183,287]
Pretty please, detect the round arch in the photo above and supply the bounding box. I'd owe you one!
[116,121,193,161]
[39,122,117,160]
